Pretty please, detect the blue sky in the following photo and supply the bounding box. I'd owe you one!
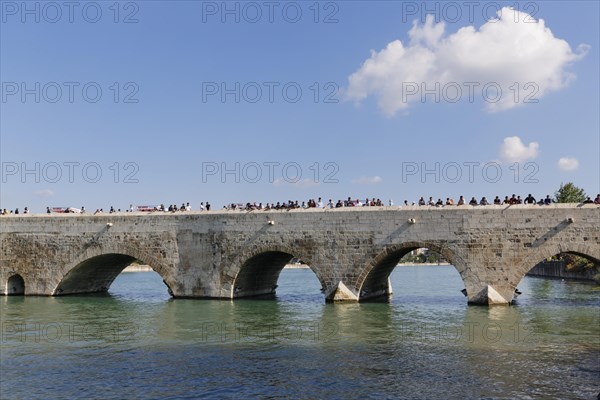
[1,0,598,211]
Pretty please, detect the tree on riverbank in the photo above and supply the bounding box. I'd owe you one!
[554,182,586,203]
[551,182,596,281]
[549,253,600,283]
[560,254,597,271]
[401,249,446,264]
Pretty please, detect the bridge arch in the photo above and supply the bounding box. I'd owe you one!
[53,244,176,296]
[511,242,600,290]
[356,241,468,301]
[228,244,325,299]
[6,274,25,295]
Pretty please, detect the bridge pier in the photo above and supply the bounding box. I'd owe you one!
[324,281,359,303]
[358,277,393,302]
[466,284,514,305]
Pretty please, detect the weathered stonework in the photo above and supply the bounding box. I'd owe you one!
[1,205,598,305]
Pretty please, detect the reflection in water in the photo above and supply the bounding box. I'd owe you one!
[1,267,598,399]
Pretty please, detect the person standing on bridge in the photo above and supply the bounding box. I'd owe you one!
[525,194,536,204]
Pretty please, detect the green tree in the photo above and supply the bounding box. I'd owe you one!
[554,182,586,203]
[560,254,595,271]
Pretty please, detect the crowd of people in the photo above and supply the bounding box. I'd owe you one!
[223,197,388,211]
[2,194,599,215]
[48,202,212,215]
[222,193,600,211]
[416,193,558,206]
[0,207,30,215]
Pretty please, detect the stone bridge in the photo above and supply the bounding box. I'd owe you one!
[1,205,598,305]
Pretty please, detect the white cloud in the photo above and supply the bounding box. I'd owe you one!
[351,176,383,184]
[558,157,579,171]
[346,8,588,116]
[499,136,539,163]
[33,189,55,198]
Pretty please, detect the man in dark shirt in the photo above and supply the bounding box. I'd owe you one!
[524,194,536,204]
